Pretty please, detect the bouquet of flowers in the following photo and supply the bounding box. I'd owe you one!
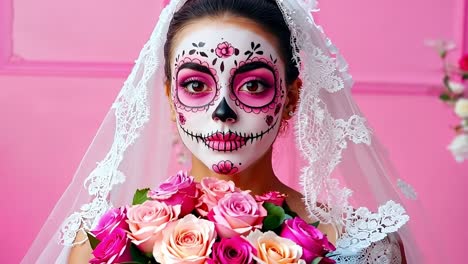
[87,171,336,264]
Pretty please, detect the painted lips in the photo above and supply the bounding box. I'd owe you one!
[205,132,247,152]
[179,117,278,152]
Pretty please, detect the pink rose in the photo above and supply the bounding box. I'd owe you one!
[126,200,181,254]
[280,217,336,263]
[155,214,216,264]
[91,207,128,241]
[90,228,132,264]
[208,236,257,264]
[459,54,468,72]
[148,171,198,216]
[255,191,287,206]
[215,41,235,58]
[207,192,267,238]
[196,177,240,216]
[246,230,305,264]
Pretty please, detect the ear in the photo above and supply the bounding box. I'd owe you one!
[165,80,177,122]
[282,78,302,120]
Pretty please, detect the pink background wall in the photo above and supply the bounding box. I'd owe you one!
[1,0,467,262]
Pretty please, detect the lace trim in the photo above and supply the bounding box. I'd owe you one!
[337,201,409,251]
[333,234,403,264]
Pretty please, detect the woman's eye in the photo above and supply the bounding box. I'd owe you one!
[184,81,209,93]
[240,80,268,93]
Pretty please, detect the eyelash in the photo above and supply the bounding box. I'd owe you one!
[240,78,272,90]
[181,77,202,86]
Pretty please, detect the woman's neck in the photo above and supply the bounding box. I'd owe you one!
[189,148,283,195]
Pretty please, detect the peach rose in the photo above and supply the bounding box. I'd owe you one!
[246,230,305,264]
[196,177,239,216]
[155,214,217,264]
[126,200,181,254]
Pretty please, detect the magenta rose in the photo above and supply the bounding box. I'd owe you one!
[255,191,287,206]
[148,171,198,216]
[280,217,336,263]
[215,41,235,58]
[91,207,128,241]
[207,192,267,238]
[196,177,240,216]
[459,54,468,72]
[90,228,132,264]
[208,236,257,264]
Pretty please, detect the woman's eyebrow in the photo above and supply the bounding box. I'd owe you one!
[236,61,274,74]
[178,62,212,75]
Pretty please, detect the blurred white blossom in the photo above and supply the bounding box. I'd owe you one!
[454,98,468,118]
[448,80,465,94]
[448,134,468,163]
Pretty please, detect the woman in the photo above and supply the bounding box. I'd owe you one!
[23,0,422,263]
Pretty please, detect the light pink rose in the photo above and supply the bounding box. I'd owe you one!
[207,192,267,238]
[255,191,287,206]
[196,177,240,216]
[148,171,198,216]
[126,200,181,254]
[246,230,305,264]
[91,207,128,242]
[90,228,132,264]
[155,214,217,264]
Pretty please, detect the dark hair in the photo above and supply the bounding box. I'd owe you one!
[163,0,299,85]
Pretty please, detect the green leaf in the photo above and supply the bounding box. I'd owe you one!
[311,257,324,264]
[439,50,447,59]
[129,243,151,263]
[262,202,287,231]
[439,93,451,101]
[132,188,150,205]
[310,221,320,228]
[86,232,100,250]
[462,73,468,80]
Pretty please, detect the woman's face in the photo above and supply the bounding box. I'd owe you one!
[170,17,288,175]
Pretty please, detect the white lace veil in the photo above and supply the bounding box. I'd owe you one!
[22,0,440,263]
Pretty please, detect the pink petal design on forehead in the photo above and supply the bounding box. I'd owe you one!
[215,41,236,59]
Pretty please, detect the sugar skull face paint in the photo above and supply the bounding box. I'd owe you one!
[171,23,287,175]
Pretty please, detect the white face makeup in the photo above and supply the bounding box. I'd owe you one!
[171,23,287,175]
